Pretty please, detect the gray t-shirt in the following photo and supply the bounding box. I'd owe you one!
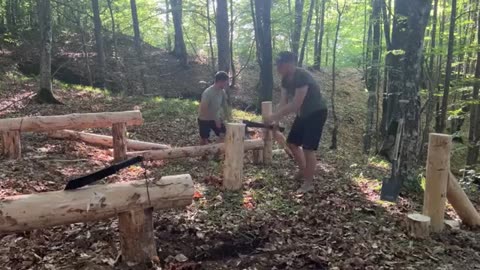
[198,85,227,121]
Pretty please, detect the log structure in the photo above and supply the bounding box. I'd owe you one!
[423,133,451,233]
[0,111,143,133]
[0,174,193,232]
[49,130,170,150]
[447,172,480,227]
[262,102,273,164]
[223,123,246,190]
[112,122,127,162]
[1,131,21,159]
[127,139,264,160]
[407,213,431,239]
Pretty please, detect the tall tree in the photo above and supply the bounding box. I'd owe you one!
[106,0,118,58]
[165,0,172,51]
[130,0,148,93]
[364,0,381,153]
[251,0,273,104]
[313,0,326,70]
[206,0,215,70]
[382,0,432,183]
[216,0,230,72]
[466,9,480,165]
[91,0,106,88]
[229,0,236,85]
[291,0,304,59]
[36,0,60,104]
[437,0,457,133]
[298,0,315,66]
[330,0,346,150]
[171,0,188,67]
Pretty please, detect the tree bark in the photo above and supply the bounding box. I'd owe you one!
[298,0,315,66]
[130,0,148,93]
[216,0,230,72]
[165,0,172,51]
[36,0,61,104]
[206,0,215,70]
[0,111,143,132]
[291,0,305,60]
[106,0,118,58]
[91,0,106,89]
[49,130,170,150]
[435,0,447,132]
[437,0,456,133]
[171,0,188,67]
[229,0,236,85]
[363,0,381,154]
[466,8,480,165]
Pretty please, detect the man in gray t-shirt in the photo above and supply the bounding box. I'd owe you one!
[198,71,230,145]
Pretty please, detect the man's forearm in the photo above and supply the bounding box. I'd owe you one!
[272,103,296,122]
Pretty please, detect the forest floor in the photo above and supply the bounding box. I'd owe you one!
[1,57,480,269]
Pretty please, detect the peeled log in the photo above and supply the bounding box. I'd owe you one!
[0,111,143,133]
[223,123,246,190]
[407,213,431,239]
[0,174,193,232]
[447,172,480,227]
[2,131,21,159]
[49,130,170,150]
[262,102,273,164]
[127,139,264,160]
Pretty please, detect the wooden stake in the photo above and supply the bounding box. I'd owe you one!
[262,101,273,164]
[118,207,157,265]
[407,213,431,239]
[1,131,21,159]
[112,122,127,162]
[223,123,246,190]
[447,171,480,227]
[423,133,452,233]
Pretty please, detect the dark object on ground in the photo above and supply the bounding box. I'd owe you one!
[242,120,285,132]
[381,118,405,202]
[64,156,144,190]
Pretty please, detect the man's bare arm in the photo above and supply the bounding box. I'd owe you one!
[268,85,308,122]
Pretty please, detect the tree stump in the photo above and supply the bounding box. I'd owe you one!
[407,213,431,239]
[223,123,246,190]
[2,131,21,159]
[112,122,127,162]
[262,101,273,164]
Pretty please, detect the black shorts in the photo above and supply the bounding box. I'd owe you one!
[198,119,226,139]
[287,109,328,151]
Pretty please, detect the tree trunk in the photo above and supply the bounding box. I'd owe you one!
[435,0,447,132]
[130,0,148,93]
[382,0,432,184]
[298,0,315,66]
[106,0,118,58]
[313,0,321,69]
[330,0,345,150]
[79,16,93,86]
[36,0,61,104]
[252,0,273,104]
[165,0,172,51]
[91,0,106,89]
[437,0,456,133]
[229,0,236,86]
[171,0,188,67]
[379,0,391,136]
[216,0,230,72]
[363,0,381,154]
[206,0,215,70]
[291,0,304,59]
[466,9,480,165]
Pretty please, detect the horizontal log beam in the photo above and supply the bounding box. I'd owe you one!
[49,130,170,151]
[0,174,193,232]
[127,139,264,160]
[0,111,143,133]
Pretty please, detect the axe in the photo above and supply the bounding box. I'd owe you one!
[242,120,286,132]
[242,120,293,158]
[64,156,144,190]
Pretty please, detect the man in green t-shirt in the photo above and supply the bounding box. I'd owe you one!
[198,71,230,145]
[265,51,328,193]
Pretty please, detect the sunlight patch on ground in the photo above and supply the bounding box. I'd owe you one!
[352,174,396,208]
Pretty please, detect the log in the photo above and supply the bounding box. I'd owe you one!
[407,213,431,239]
[2,131,21,159]
[49,130,170,150]
[127,139,264,160]
[112,123,127,162]
[0,111,143,133]
[423,133,451,233]
[262,102,273,164]
[447,172,480,227]
[118,207,157,264]
[0,174,193,232]
[224,123,246,190]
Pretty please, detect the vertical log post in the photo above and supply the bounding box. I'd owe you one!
[223,123,246,190]
[112,122,127,163]
[423,133,452,233]
[262,101,273,164]
[1,131,21,159]
[113,122,157,264]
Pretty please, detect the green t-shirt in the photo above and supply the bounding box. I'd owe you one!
[198,85,228,121]
[281,68,328,117]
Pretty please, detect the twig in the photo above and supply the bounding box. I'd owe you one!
[0,93,36,112]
